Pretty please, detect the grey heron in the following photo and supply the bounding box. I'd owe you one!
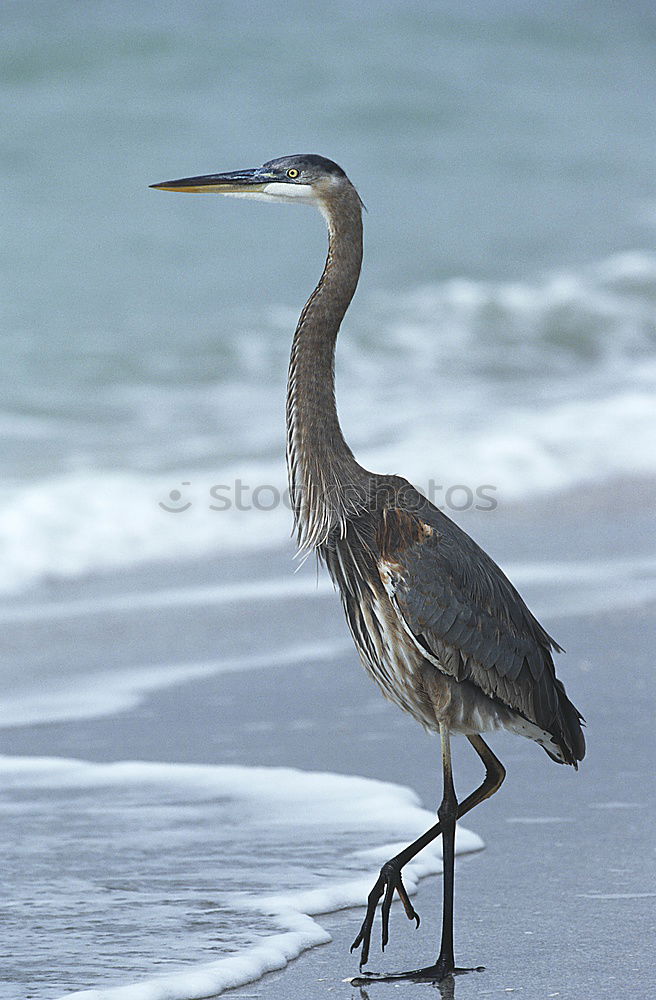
[151,155,585,982]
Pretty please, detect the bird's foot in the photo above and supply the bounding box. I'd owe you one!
[350,860,420,968]
[350,963,484,986]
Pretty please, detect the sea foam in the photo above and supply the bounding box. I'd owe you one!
[0,756,482,999]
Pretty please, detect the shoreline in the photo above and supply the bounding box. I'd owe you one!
[2,477,655,999]
[6,597,655,1000]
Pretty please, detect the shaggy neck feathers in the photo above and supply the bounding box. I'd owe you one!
[286,184,366,550]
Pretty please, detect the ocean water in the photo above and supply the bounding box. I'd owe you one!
[2,0,656,594]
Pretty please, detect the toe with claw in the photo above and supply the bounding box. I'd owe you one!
[351,860,420,967]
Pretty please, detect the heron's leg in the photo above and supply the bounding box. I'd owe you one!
[434,723,457,973]
[466,734,506,800]
[351,733,505,969]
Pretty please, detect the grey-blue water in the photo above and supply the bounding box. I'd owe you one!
[2,0,655,592]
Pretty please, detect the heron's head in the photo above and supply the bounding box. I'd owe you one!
[151,154,361,214]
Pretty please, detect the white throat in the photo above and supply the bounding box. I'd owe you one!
[261,182,316,203]
[223,182,316,205]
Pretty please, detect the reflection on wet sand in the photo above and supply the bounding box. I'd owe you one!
[352,964,483,999]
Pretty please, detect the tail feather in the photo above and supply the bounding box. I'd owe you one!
[551,679,586,767]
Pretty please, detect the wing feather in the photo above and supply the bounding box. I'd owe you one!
[376,494,585,765]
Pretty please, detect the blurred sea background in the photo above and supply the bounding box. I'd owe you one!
[2,2,656,999]
[2,0,655,591]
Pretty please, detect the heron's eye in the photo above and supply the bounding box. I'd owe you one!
[287,168,299,179]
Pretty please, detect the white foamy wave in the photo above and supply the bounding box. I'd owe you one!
[0,756,482,999]
[366,251,656,381]
[340,250,656,490]
[366,387,656,500]
[0,466,292,595]
[1,252,655,595]
[1,395,655,596]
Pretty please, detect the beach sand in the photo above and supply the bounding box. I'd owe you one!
[2,480,655,999]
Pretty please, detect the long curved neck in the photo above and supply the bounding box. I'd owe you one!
[286,184,366,550]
